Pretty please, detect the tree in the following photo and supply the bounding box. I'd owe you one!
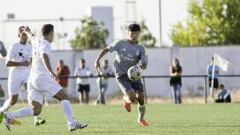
[139,20,156,47]
[170,0,240,47]
[70,17,109,49]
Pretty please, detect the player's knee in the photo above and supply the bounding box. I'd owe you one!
[10,97,18,105]
[54,90,68,101]
[129,96,136,103]
[33,106,42,115]
[137,98,145,105]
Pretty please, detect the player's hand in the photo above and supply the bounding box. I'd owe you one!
[22,60,31,66]
[139,64,146,70]
[50,72,59,80]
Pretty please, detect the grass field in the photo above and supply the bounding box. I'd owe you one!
[0,103,240,135]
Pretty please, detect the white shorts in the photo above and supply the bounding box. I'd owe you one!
[27,75,62,105]
[8,69,29,96]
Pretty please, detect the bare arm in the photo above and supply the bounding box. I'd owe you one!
[6,60,30,67]
[42,53,57,79]
[95,48,109,73]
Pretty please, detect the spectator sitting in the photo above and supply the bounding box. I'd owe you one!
[215,84,231,103]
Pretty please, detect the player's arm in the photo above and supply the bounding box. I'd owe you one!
[0,41,7,57]
[139,47,148,70]
[6,60,30,67]
[42,53,58,79]
[5,45,30,67]
[95,48,109,72]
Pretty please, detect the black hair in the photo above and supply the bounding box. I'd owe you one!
[128,23,141,32]
[18,26,25,33]
[80,58,85,63]
[220,84,224,89]
[41,24,54,36]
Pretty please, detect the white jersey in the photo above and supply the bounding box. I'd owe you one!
[74,67,92,85]
[27,37,62,105]
[30,37,51,77]
[97,66,113,84]
[6,42,32,77]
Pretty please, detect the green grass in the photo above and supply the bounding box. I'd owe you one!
[0,103,240,135]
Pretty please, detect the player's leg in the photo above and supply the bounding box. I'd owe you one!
[24,80,45,126]
[0,78,21,113]
[117,75,137,112]
[133,81,149,127]
[176,84,182,104]
[96,80,102,105]
[53,89,88,131]
[136,91,148,127]
[85,85,90,104]
[171,85,177,104]
[0,95,18,112]
[101,84,108,104]
[4,90,44,131]
[78,84,84,104]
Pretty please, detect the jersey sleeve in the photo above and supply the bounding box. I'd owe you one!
[106,40,120,52]
[39,42,51,58]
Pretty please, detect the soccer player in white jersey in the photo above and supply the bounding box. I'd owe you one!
[2,24,87,131]
[0,26,45,126]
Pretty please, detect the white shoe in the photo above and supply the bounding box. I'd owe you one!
[4,113,13,131]
[69,121,88,132]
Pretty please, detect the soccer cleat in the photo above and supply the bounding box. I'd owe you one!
[124,101,131,112]
[69,121,88,132]
[34,117,46,126]
[4,113,13,131]
[138,119,149,127]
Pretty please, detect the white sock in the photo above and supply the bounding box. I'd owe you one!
[0,99,11,112]
[60,100,75,125]
[9,107,34,119]
[34,116,38,121]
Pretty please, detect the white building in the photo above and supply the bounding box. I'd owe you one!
[0,0,189,49]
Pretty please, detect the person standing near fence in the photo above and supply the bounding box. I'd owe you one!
[207,57,220,102]
[75,58,92,104]
[96,59,113,105]
[56,59,70,94]
[169,58,182,104]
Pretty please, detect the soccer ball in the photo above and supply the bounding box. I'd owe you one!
[127,65,141,81]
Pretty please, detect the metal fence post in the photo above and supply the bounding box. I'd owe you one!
[204,76,208,104]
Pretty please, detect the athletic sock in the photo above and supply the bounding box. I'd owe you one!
[60,100,75,125]
[0,99,11,112]
[34,116,38,122]
[9,107,34,119]
[138,105,146,120]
